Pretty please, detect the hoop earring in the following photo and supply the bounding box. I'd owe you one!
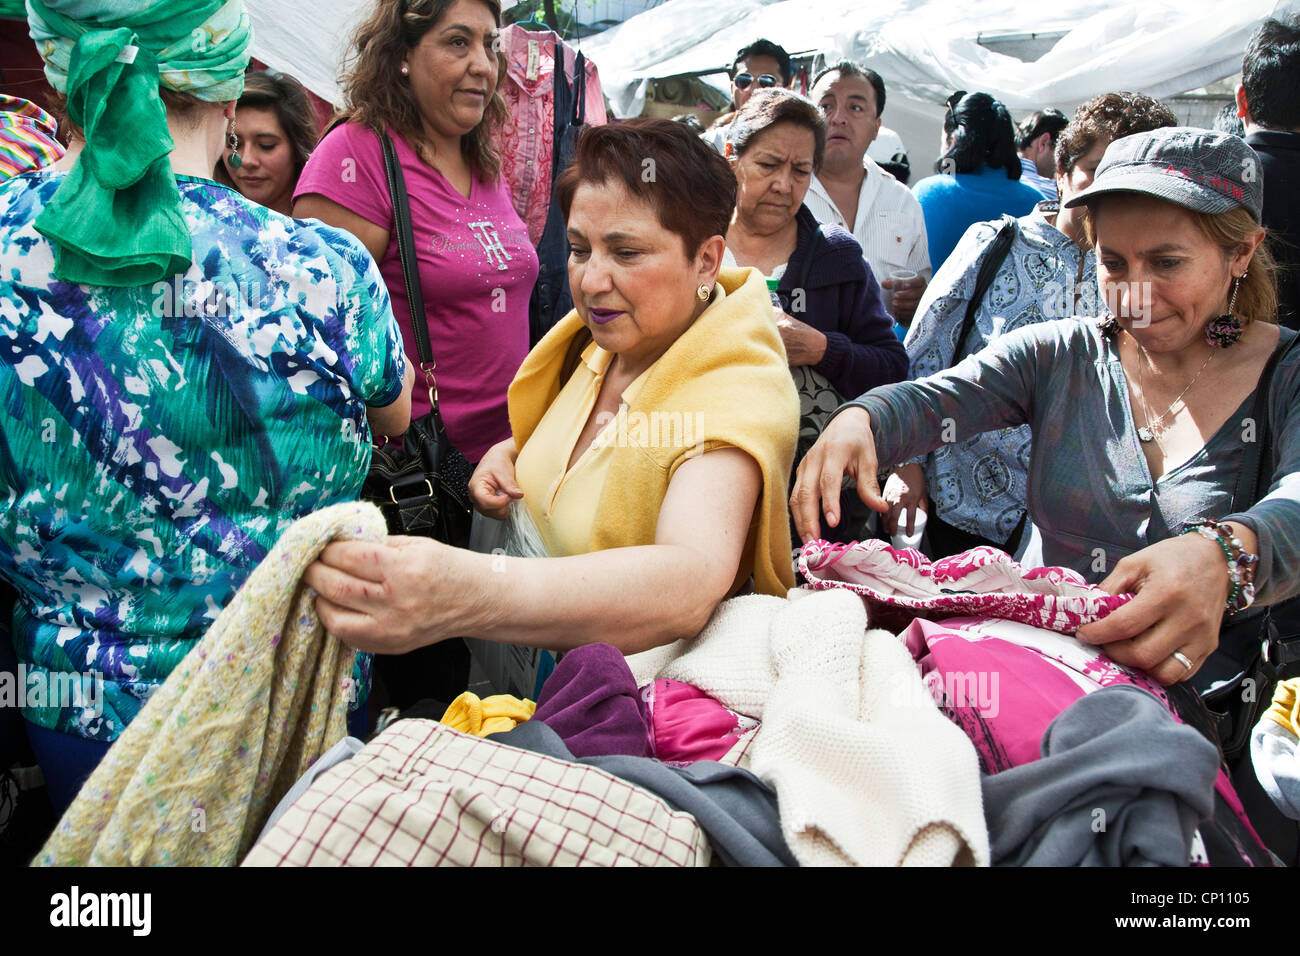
[697,283,711,302]
[1205,272,1246,348]
[226,121,242,169]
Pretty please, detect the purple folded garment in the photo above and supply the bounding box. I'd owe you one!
[532,643,653,758]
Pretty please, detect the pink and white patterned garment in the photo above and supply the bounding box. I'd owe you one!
[798,539,1132,633]
[903,615,1268,866]
[901,616,1171,772]
[498,25,607,246]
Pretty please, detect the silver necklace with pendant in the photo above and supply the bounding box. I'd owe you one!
[1134,340,1214,443]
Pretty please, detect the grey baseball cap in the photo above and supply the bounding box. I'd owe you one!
[1062,126,1263,222]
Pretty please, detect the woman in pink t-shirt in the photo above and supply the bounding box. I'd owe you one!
[294,0,538,466]
[294,0,538,708]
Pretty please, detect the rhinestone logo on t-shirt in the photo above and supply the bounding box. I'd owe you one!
[468,220,512,271]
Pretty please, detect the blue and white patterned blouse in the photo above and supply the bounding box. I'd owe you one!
[904,204,1099,543]
[0,172,406,741]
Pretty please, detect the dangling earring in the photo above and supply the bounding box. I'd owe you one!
[1097,311,1120,339]
[697,283,711,302]
[1205,272,1245,348]
[226,120,242,169]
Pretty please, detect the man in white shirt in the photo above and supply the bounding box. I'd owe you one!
[1015,109,1069,200]
[803,61,930,325]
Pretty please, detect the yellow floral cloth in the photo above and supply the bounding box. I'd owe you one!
[439,692,536,737]
[35,501,385,867]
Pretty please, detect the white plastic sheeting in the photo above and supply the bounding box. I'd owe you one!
[582,0,1298,116]
[245,0,367,107]
[243,0,1296,114]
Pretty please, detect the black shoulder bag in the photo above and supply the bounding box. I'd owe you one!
[359,131,474,546]
[1200,332,1300,761]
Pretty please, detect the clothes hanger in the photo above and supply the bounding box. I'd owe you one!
[517,4,553,33]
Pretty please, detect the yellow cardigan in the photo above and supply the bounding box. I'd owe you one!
[508,267,800,595]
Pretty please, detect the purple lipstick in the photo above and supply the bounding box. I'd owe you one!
[588,307,624,325]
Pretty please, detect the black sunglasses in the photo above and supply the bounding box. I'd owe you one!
[734,72,779,91]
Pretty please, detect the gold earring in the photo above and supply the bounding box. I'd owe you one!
[697,283,711,301]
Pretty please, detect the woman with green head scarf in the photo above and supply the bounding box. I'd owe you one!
[0,0,415,818]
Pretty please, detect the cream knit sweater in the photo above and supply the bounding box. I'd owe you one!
[628,589,990,866]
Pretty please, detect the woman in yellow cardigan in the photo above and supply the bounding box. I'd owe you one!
[305,119,799,656]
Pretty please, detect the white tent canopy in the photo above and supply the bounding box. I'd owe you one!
[581,0,1293,117]
[247,0,1296,128]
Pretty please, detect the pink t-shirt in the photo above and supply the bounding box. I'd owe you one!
[295,123,537,462]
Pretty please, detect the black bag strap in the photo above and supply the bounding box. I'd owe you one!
[378,129,445,422]
[572,50,587,125]
[952,215,1018,367]
[1232,330,1300,512]
[1225,329,1300,673]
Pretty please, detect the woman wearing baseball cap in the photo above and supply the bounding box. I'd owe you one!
[793,126,1297,695]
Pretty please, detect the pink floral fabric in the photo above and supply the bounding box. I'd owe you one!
[901,616,1171,772]
[902,615,1266,865]
[498,25,607,246]
[798,539,1132,633]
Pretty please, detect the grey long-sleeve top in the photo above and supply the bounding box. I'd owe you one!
[843,318,1300,607]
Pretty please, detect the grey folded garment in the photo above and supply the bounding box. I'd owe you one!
[982,684,1218,866]
[258,735,365,841]
[1252,717,1300,821]
[496,721,796,867]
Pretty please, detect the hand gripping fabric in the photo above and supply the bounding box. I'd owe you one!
[34,501,386,867]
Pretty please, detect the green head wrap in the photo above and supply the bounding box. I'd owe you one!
[27,0,252,287]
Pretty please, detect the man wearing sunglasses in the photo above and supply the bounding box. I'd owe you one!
[702,38,792,153]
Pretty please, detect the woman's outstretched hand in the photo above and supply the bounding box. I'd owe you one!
[304,535,481,654]
[1075,532,1235,685]
[789,406,889,544]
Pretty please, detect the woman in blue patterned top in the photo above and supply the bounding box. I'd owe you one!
[793,128,1298,693]
[1,0,413,813]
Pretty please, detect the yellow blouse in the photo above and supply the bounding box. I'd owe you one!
[507,269,799,595]
[514,341,653,557]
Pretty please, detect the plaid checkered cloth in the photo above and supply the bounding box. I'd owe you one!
[242,720,711,867]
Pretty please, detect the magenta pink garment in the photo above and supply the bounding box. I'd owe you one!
[644,680,757,765]
[904,615,1266,859]
[498,25,608,246]
[902,616,1171,773]
[294,123,537,462]
[799,539,1132,633]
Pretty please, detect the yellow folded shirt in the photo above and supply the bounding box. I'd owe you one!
[1265,677,1300,735]
[440,691,536,737]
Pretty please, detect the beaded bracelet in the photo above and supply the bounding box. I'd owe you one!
[1180,519,1258,614]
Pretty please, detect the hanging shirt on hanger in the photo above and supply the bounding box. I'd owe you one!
[499,24,607,246]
